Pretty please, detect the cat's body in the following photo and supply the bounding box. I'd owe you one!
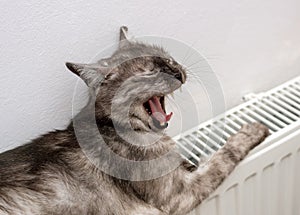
[0,125,166,215]
[0,27,269,215]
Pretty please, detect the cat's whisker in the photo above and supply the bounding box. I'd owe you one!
[183,54,220,71]
[186,68,212,74]
[181,43,195,65]
[168,92,192,103]
[189,67,206,71]
[186,68,212,75]
[186,54,221,65]
[184,59,207,69]
[181,39,203,65]
[187,71,211,79]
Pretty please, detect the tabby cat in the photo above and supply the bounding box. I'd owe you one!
[0,26,269,215]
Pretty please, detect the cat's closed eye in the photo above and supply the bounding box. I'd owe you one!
[142,69,158,76]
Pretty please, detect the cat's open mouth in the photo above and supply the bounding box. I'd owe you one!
[143,96,173,129]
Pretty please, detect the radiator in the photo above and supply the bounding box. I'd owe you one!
[174,76,300,215]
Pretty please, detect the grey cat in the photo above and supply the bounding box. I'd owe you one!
[0,27,269,215]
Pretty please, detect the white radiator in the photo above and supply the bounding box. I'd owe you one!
[174,76,300,215]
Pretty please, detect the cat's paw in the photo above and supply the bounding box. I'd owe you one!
[226,123,269,154]
[239,122,270,146]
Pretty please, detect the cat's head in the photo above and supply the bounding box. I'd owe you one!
[66,27,186,133]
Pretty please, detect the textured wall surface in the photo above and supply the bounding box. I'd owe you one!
[1,0,300,151]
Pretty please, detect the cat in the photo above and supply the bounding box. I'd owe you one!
[0,26,269,215]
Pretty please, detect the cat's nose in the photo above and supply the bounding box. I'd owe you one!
[174,71,184,83]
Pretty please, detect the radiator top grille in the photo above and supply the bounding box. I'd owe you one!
[175,76,300,166]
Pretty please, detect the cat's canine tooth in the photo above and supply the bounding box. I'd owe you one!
[180,86,182,92]
[170,92,175,99]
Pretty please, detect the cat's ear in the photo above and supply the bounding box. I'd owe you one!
[65,62,108,87]
[119,26,130,48]
[119,26,129,41]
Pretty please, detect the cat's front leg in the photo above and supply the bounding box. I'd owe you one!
[165,123,269,215]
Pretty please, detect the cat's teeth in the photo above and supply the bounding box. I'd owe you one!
[170,92,174,99]
[180,86,182,92]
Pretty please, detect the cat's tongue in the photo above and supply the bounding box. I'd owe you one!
[148,96,173,125]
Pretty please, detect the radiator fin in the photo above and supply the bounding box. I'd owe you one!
[183,76,300,215]
[175,76,300,166]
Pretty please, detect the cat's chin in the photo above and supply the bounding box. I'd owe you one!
[129,116,166,133]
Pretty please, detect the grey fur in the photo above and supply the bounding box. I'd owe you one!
[0,27,269,215]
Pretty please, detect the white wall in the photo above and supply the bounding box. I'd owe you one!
[1,0,300,151]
